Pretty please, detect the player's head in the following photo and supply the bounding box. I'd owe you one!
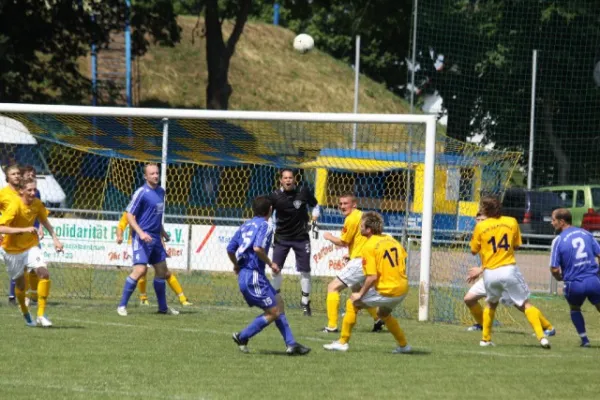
[18,177,37,203]
[143,163,160,187]
[475,212,486,223]
[338,192,357,217]
[20,164,37,180]
[279,168,296,191]
[360,211,384,237]
[551,208,572,233]
[479,196,502,218]
[4,164,21,187]
[252,195,272,218]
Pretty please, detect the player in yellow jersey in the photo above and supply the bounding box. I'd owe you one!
[469,196,551,348]
[324,211,412,353]
[321,193,383,333]
[116,211,192,306]
[464,213,555,335]
[1,164,22,305]
[0,177,63,327]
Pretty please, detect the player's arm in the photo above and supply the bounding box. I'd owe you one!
[352,248,377,301]
[38,210,63,252]
[116,212,129,244]
[469,224,481,256]
[549,237,563,281]
[513,221,523,250]
[0,203,36,235]
[322,232,348,247]
[226,229,242,274]
[126,212,151,243]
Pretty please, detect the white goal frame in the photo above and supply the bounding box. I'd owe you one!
[0,103,437,321]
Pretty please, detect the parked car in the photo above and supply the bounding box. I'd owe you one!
[538,185,600,227]
[502,188,565,238]
[581,209,600,237]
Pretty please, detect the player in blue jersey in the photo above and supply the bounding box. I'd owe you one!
[550,208,600,347]
[227,195,310,356]
[117,163,178,316]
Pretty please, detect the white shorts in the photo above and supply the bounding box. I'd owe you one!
[483,264,529,307]
[361,287,406,309]
[467,278,514,307]
[3,247,46,280]
[337,258,366,288]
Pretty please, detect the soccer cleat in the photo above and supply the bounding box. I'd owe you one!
[323,341,349,352]
[392,344,413,354]
[8,296,16,306]
[36,315,53,327]
[23,312,36,327]
[117,306,128,316]
[286,343,311,356]
[540,337,551,349]
[158,307,179,315]
[302,301,312,316]
[479,340,495,347]
[581,341,591,348]
[140,299,150,306]
[232,332,250,353]
[372,319,385,332]
[544,328,556,337]
[467,324,483,332]
[180,300,193,307]
[321,326,339,333]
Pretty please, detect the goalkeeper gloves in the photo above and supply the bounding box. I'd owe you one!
[311,221,319,239]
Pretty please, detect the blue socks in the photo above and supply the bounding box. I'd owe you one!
[570,310,589,345]
[240,315,270,342]
[119,277,138,307]
[9,280,16,298]
[153,278,167,312]
[275,313,296,346]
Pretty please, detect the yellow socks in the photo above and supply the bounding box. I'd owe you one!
[381,315,408,347]
[37,279,50,318]
[339,299,357,344]
[326,292,340,329]
[167,274,188,303]
[525,306,545,340]
[538,310,553,331]
[482,307,495,342]
[366,307,379,322]
[468,302,484,326]
[15,285,29,315]
[28,271,39,301]
[138,276,148,301]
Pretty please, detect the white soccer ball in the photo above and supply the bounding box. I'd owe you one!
[293,34,314,54]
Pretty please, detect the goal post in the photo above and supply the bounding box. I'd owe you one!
[0,103,519,322]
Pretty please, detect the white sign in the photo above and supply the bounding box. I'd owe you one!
[41,218,189,269]
[190,224,349,277]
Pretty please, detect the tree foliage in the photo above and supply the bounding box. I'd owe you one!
[0,0,180,104]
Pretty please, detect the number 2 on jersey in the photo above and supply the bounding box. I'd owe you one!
[383,247,399,267]
[488,233,510,253]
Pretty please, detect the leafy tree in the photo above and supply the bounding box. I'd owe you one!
[0,0,180,104]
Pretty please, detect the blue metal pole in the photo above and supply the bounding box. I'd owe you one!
[274,3,280,26]
[125,0,132,107]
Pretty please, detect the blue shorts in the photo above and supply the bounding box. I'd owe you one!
[132,234,167,266]
[564,276,600,307]
[238,269,278,310]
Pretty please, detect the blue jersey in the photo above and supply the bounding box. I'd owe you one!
[126,183,165,236]
[227,217,273,274]
[550,227,600,282]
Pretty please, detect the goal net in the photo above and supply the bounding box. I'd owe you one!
[0,105,520,324]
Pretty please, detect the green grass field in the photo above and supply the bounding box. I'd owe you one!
[1,291,599,399]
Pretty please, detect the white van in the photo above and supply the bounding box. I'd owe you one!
[0,116,67,208]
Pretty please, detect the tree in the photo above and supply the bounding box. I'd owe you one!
[0,0,180,104]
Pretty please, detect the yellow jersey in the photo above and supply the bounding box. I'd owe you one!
[470,216,522,270]
[340,209,368,259]
[0,197,49,254]
[0,185,19,212]
[117,212,128,232]
[362,234,408,297]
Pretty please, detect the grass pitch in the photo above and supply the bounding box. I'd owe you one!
[1,294,599,400]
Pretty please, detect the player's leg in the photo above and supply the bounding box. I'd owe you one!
[513,302,555,336]
[377,306,411,353]
[292,239,312,316]
[323,298,358,351]
[324,277,345,332]
[119,237,151,315]
[165,270,192,306]
[6,253,36,326]
[464,279,486,330]
[481,268,504,346]
[152,261,178,315]
[270,240,291,296]
[8,278,16,305]
[27,269,39,304]
[33,266,52,326]
[137,272,149,305]
[565,279,591,347]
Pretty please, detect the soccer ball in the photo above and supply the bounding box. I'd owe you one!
[293,34,314,54]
